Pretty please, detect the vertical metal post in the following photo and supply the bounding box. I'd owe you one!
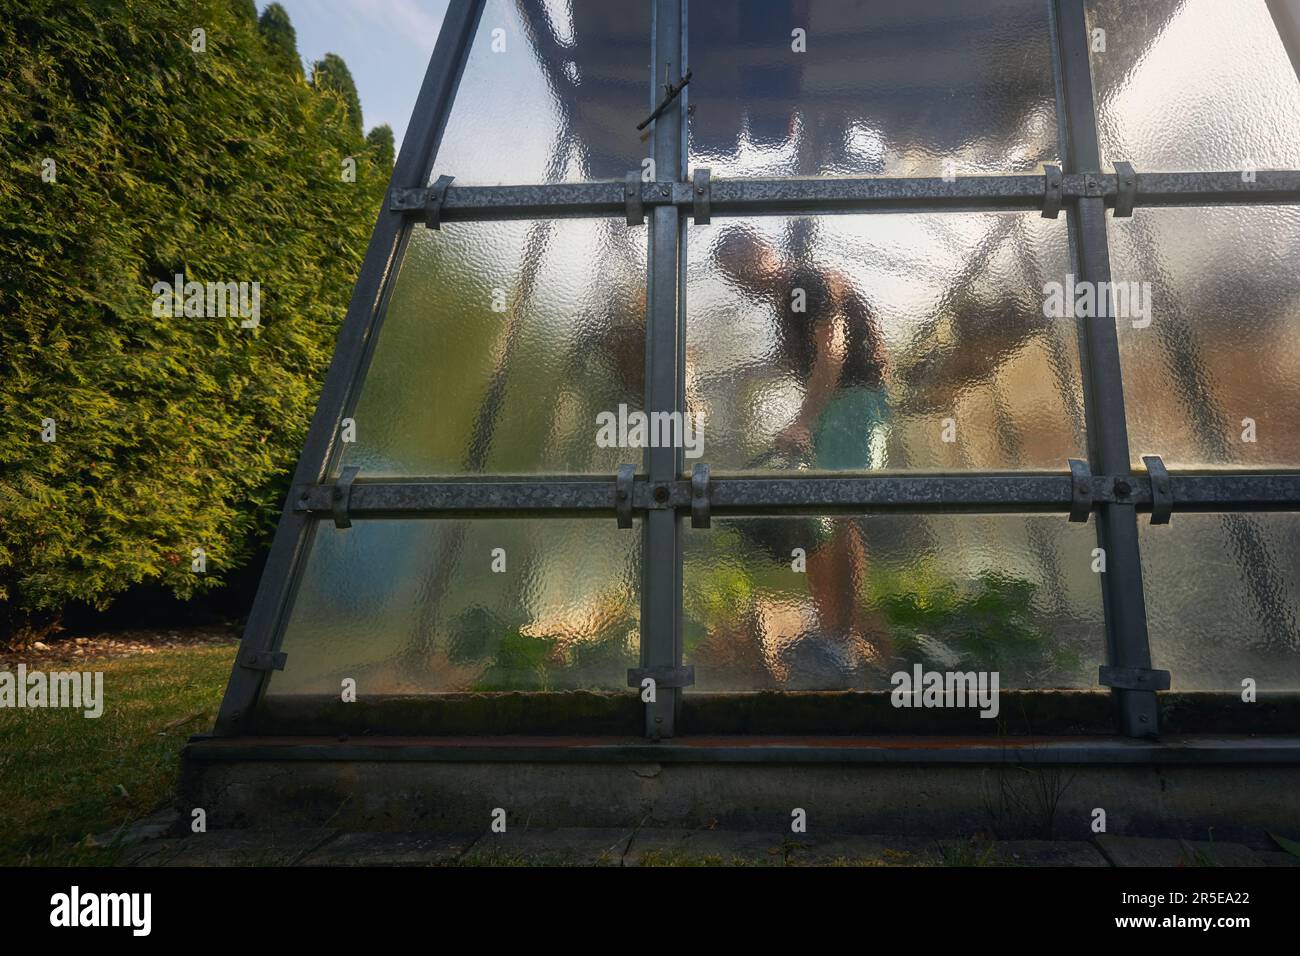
[641,0,686,738]
[1054,0,1160,737]
[213,0,485,735]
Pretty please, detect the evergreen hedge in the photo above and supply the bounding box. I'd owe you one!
[0,0,395,638]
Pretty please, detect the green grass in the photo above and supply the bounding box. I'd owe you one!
[0,645,237,866]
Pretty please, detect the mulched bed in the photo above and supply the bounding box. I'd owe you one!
[1,625,240,667]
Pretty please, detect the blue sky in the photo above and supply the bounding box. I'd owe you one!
[262,1,451,149]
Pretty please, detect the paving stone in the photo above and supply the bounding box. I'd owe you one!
[142,829,336,867]
[86,808,180,848]
[122,839,190,866]
[1095,836,1263,868]
[300,832,479,866]
[968,840,1109,867]
[624,829,788,867]
[461,827,634,866]
[786,833,936,867]
[1254,850,1300,867]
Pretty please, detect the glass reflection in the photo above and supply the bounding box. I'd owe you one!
[434,0,651,185]
[689,0,1059,178]
[1088,0,1300,171]
[684,515,1104,692]
[688,213,1087,473]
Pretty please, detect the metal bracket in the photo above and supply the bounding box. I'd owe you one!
[627,665,696,689]
[332,465,361,529]
[624,172,644,226]
[615,463,635,529]
[239,649,287,672]
[1143,454,1172,524]
[1113,162,1137,217]
[424,174,454,230]
[1042,164,1063,219]
[1099,665,1171,692]
[692,167,711,224]
[691,462,710,528]
[1067,458,1092,522]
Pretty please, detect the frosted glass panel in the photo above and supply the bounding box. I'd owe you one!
[270,519,641,694]
[1140,514,1300,691]
[689,0,1059,178]
[340,219,646,476]
[684,515,1104,691]
[686,213,1086,472]
[434,0,650,184]
[1110,206,1300,469]
[1087,0,1300,171]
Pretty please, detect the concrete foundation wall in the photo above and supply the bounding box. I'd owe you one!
[180,757,1300,845]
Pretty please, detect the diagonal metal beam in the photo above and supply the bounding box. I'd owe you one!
[1055,0,1162,738]
[213,1,487,735]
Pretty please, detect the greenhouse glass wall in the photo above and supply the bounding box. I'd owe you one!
[211,0,1300,749]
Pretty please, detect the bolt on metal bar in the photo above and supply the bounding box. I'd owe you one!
[387,170,1300,223]
[1055,0,1162,738]
[212,0,487,736]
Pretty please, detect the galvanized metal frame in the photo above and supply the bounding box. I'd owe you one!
[294,473,1300,519]
[639,0,687,738]
[213,0,486,734]
[1053,0,1159,736]
[216,0,1300,743]
[388,170,1300,222]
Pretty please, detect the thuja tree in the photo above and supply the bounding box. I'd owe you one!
[0,0,395,639]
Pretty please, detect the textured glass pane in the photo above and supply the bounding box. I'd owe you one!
[1087,0,1300,171]
[1140,514,1300,691]
[687,213,1086,472]
[269,519,641,694]
[689,0,1059,178]
[1110,206,1300,469]
[434,0,650,184]
[340,219,646,476]
[684,515,1103,691]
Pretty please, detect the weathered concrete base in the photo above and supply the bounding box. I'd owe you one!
[180,737,1300,846]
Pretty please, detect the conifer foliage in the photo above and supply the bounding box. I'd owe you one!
[0,0,395,638]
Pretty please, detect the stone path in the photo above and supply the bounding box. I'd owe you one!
[117,822,1300,867]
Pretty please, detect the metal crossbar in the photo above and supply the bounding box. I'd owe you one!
[213,0,1300,747]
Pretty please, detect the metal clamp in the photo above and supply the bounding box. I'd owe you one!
[332,465,361,529]
[624,172,644,226]
[240,649,287,672]
[424,174,454,230]
[1067,458,1092,522]
[615,463,635,529]
[1143,455,1172,524]
[1099,665,1171,692]
[627,665,696,689]
[1042,164,1063,219]
[1113,162,1137,217]
[691,462,710,528]
[692,167,711,224]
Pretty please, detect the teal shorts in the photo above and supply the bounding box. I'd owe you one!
[811,385,891,471]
